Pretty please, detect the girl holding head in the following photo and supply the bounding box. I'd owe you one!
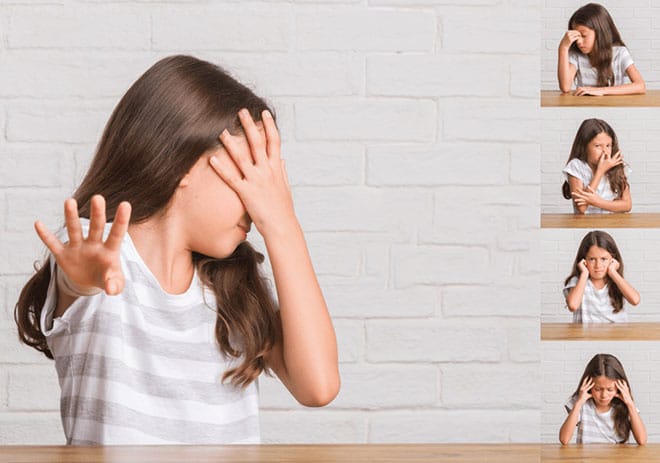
[14,55,339,445]
[562,118,631,215]
[564,230,639,323]
[557,3,645,96]
[560,353,646,445]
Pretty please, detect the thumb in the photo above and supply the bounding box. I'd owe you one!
[104,270,125,296]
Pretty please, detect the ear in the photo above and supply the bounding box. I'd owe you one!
[178,172,191,188]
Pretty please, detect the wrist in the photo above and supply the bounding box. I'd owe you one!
[56,267,102,297]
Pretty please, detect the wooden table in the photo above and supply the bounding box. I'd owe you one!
[541,90,660,107]
[542,444,660,462]
[541,213,660,229]
[541,322,660,341]
[0,444,541,463]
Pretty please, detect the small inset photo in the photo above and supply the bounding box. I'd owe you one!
[541,2,660,107]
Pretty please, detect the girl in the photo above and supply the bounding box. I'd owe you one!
[564,230,639,323]
[557,3,645,96]
[560,354,646,445]
[14,55,340,445]
[561,118,631,214]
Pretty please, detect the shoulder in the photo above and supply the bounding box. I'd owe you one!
[613,46,634,66]
[563,158,590,178]
[564,275,579,291]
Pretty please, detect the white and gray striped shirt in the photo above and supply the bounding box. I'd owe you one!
[565,397,630,444]
[40,220,260,445]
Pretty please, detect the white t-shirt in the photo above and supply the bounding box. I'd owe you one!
[563,276,628,323]
[40,219,260,445]
[563,158,629,214]
[564,397,627,444]
[569,46,634,88]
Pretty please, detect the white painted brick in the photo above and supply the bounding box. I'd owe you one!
[293,187,433,239]
[443,99,539,142]
[0,233,47,276]
[0,412,64,444]
[5,189,68,233]
[509,54,541,99]
[261,411,366,444]
[7,365,59,410]
[510,144,541,185]
[330,365,438,409]
[441,364,540,407]
[368,54,508,97]
[0,145,70,187]
[366,143,509,186]
[0,371,6,409]
[152,6,290,52]
[8,5,150,49]
[0,327,52,365]
[282,142,364,186]
[296,8,435,51]
[333,319,363,363]
[6,101,111,144]
[367,320,504,363]
[220,53,363,97]
[507,320,540,363]
[2,275,30,325]
[306,233,361,277]
[322,277,437,318]
[296,99,436,142]
[392,244,490,287]
[442,282,539,318]
[369,410,540,443]
[443,7,539,53]
[0,51,156,99]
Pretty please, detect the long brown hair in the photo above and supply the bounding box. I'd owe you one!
[572,353,633,442]
[15,55,280,388]
[562,118,628,201]
[569,3,626,87]
[564,230,625,313]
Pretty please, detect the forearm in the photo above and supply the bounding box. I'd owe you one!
[557,48,574,93]
[599,82,646,95]
[609,273,640,306]
[264,218,339,406]
[590,195,632,213]
[566,275,588,311]
[628,405,647,444]
[559,407,581,444]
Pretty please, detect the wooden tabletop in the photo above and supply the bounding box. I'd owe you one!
[541,322,660,341]
[0,444,542,463]
[542,444,660,462]
[541,90,660,107]
[541,213,660,229]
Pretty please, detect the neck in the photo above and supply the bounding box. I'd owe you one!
[590,276,607,289]
[128,213,195,295]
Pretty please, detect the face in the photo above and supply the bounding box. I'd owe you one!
[176,136,252,259]
[574,24,596,54]
[590,376,618,409]
[584,245,612,281]
[585,132,612,168]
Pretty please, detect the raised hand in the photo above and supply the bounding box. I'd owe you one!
[608,258,621,277]
[578,258,589,276]
[560,30,581,50]
[597,150,624,173]
[615,379,634,407]
[577,376,594,404]
[571,185,599,208]
[209,109,296,238]
[34,195,131,296]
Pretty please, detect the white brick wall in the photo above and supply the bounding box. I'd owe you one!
[0,0,541,445]
[542,107,660,213]
[542,0,660,90]
[542,342,660,443]
[542,228,660,322]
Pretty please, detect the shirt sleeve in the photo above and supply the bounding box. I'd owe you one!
[617,46,634,73]
[568,49,580,68]
[563,159,590,184]
[563,276,579,299]
[564,395,581,423]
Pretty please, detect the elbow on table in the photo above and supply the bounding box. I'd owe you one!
[559,82,572,94]
[297,375,341,408]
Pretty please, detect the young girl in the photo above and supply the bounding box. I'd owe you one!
[560,353,646,445]
[564,231,639,323]
[561,118,631,214]
[14,55,340,445]
[557,3,645,95]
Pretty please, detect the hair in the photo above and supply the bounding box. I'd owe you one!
[562,118,628,202]
[564,230,625,313]
[568,3,626,87]
[14,55,281,388]
[572,353,633,442]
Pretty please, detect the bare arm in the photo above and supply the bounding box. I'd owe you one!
[558,31,579,92]
[574,65,646,96]
[565,264,589,312]
[616,380,647,445]
[211,109,339,407]
[560,378,593,445]
[607,259,640,306]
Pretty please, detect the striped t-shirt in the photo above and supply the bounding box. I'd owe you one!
[40,220,260,445]
[563,277,628,323]
[564,397,631,443]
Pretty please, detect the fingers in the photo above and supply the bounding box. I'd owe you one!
[220,128,255,176]
[105,201,132,251]
[63,198,83,245]
[262,110,281,162]
[238,108,268,165]
[210,154,243,192]
[88,195,107,242]
[103,270,124,296]
[34,220,64,256]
